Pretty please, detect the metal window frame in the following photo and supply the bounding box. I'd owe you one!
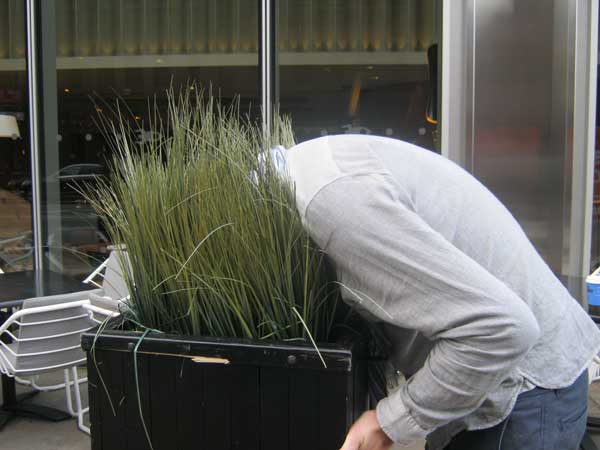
[569,0,598,277]
[25,0,43,270]
[260,0,277,137]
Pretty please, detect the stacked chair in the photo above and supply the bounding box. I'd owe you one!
[0,249,130,434]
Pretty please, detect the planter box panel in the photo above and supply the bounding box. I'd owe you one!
[176,358,205,450]
[149,354,178,450]
[289,370,319,449]
[228,365,260,450]
[99,349,126,450]
[84,330,368,450]
[88,350,102,450]
[260,367,290,450]
[319,372,352,450]
[123,352,151,450]
[204,364,232,449]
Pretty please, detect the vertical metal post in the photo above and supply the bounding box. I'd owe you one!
[568,0,598,277]
[25,0,43,271]
[261,0,276,139]
[440,0,469,167]
[39,0,62,271]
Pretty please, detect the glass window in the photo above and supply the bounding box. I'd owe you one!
[42,0,260,277]
[277,0,441,150]
[0,0,32,273]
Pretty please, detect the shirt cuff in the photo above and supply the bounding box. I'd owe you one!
[376,390,430,446]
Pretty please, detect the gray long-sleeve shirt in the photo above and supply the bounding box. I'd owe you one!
[278,135,600,448]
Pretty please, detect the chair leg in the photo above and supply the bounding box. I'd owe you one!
[32,374,88,392]
[71,367,90,435]
[63,369,76,417]
[14,376,33,387]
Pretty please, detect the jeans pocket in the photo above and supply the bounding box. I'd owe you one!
[501,405,544,450]
[554,404,588,450]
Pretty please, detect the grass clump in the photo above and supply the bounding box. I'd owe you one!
[86,86,344,343]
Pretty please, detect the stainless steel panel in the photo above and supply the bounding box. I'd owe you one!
[468,0,577,274]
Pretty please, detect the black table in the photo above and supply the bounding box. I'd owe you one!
[0,270,96,430]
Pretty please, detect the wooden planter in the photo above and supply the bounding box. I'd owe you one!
[81,328,368,450]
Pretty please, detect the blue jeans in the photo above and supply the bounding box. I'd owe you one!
[442,371,589,450]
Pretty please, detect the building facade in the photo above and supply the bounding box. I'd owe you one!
[0,1,597,296]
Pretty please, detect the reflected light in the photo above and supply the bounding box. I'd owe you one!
[348,77,362,117]
[64,88,71,93]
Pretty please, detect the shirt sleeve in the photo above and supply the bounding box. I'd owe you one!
[303,173,541,446]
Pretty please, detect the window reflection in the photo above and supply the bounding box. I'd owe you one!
[0,0,31,272]
[48,0,260,277]
[277,0,440,149]
[0,0,441,275]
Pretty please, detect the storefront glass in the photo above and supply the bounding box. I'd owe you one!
[277,0,441,150]
[0,0,32,272]
[41,0,259,277]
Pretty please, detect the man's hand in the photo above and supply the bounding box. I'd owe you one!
[340,410,394,450]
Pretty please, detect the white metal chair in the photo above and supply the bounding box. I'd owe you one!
[83,248,132,315]
[0,291,119,433]
[589,356,600,383]
[14,250,131,391]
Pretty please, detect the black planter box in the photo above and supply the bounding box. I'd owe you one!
[81,328,368,450]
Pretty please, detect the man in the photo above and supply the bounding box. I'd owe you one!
[274,135,600,450]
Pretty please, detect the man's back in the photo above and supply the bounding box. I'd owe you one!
[284,134,600,447]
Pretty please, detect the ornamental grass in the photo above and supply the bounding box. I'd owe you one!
[85,86,345,344]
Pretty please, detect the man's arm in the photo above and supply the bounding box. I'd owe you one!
[305,173,540,447]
